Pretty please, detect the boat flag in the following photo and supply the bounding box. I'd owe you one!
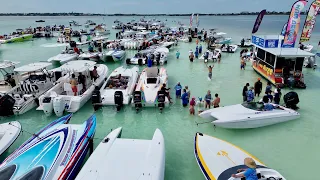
[196,14,200,27]
[299,0,320,43]
[282,0,307,48]
[280,23,288,36]
[251,9,266,34]
[190,13,194,27]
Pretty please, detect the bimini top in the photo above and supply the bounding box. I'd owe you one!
[51,60,96,73]
[14,62,51,72]
[257,46,315,57]
[0,60,20,69]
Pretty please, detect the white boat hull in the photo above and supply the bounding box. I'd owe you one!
[0,121,21,155]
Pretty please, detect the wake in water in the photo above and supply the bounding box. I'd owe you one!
[41,43,68,48]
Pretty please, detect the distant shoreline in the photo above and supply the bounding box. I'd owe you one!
[0,11,302,17]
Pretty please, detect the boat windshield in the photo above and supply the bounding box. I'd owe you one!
[105,76,129,89]
[241,102,264,111]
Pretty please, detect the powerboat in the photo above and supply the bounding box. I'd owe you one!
[301,43,313,52]
[0,60,20,94]
[37,60,108,116]
[85,20,96,26]
[212,32,232,44]
[0,121,21,156]
[199,102,300,129]
[132,67,169,112]
[238,38,253,48]
[95,66,139,111]
[0,34,33,44]
[104,49,126,62]
[1,62,56,116]
[127,47,169,65]
[199,49,221,63]
[220,44,238,53]
[194,132,286,180]
[0,114,96,180]
[79,51,105,61]
[75,127,165,180]
[47,47,79,64]
[94,25,110,35]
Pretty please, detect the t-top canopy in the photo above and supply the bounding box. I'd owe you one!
[0,60,20,69]
[258,46,315,58]
[14,62,52,72]
[51,60,96,73]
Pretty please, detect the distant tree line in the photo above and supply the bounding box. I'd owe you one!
[0,11,307,16]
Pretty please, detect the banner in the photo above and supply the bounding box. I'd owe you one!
[252,9,267,34]
[190,13,194,27]
[280,23,288,36]
[299,0,320,43]
[196,14,200,27]
[282,0,307,48]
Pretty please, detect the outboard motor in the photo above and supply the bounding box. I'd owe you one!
[92,86,102,111]
[114,91,124,111]
[133,91,142,112]
[53,97,65,117]
[42,97,54,116]
[0,95,15,116]
[284,91,299,110]
[138,59,143,66]
[157,90,166,113]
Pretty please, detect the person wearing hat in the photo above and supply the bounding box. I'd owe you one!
[231,157,258,180]
[246,87,255,103]
[254,78,263,97]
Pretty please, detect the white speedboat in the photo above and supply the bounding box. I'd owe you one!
[221,44,238,53]
[194,132,286,180]
[199,102,300,129]
[132,67,169,112]
[0,60,20,94]
[127,47,169,65]
[212,32,232,44]
[238,38,253,48]
[37,60,108,116]
[0,121,21,156]
[104,49,126,62]
[2,62,57,115]
[75,127,165,180]
[199,49,221,63]
[96,66,139,111]
[79,51,105,61]
[47,47,79,64]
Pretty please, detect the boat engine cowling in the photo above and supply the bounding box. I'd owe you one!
[0,95,15,116]
[284,91,299,110]
[133,91,142,111]
[157,90,166,112]
[114,91,124,111]
[92,87,101,111]
[53,97,65,117]
[42,97,53,116]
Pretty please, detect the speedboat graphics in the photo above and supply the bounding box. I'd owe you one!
[0,114,96,180]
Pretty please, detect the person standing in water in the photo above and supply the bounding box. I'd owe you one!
[196,38,199,45]
[176,50,180,59]
[185,86,191,102]
[254,78,262,97]
[189,97,196,115]
[240,58,246,70]
[265,81,272,94]
[242,83,249,102]
[212,93,220,108]
[246,87,255,103]
[205,90,212,109]
[199,44,203,54]
[194,49,199,59]
[206,63,213,80]
[181,89,189,107]
[174,82,182,98]
[189,52,194,62]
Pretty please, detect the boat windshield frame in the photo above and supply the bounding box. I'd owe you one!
[241,102,264,111]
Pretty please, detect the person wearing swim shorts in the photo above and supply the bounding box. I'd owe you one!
[204,90,212,109]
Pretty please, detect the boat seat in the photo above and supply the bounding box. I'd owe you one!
[14,94,25,106]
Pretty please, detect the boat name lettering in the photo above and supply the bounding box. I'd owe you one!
[61,130,76,166]
[259,64,273,76]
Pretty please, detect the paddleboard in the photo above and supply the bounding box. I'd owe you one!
[194,132,286,180]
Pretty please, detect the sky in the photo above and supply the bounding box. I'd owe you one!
[1,0,314,14]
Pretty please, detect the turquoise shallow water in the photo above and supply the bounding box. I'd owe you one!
[0,15,320,180]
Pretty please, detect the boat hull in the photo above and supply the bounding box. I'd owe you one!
[1,34,33,44]
[0,121,21,156]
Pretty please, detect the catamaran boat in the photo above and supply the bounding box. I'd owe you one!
[79,51,105,62]
[104,49,126,62]
[199,49,222,62]
[0,61,20,94]
[199,102,300,129]
[75,127,165,180]
[220,44,238,53]
[93,66,139,111]
[0,114,96,180]
[132,67,169,112]
[37,60,108,116]
[194,132,286,180]
[1,62,57,115]
[127,47,169,66]
[47,47,79,64]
